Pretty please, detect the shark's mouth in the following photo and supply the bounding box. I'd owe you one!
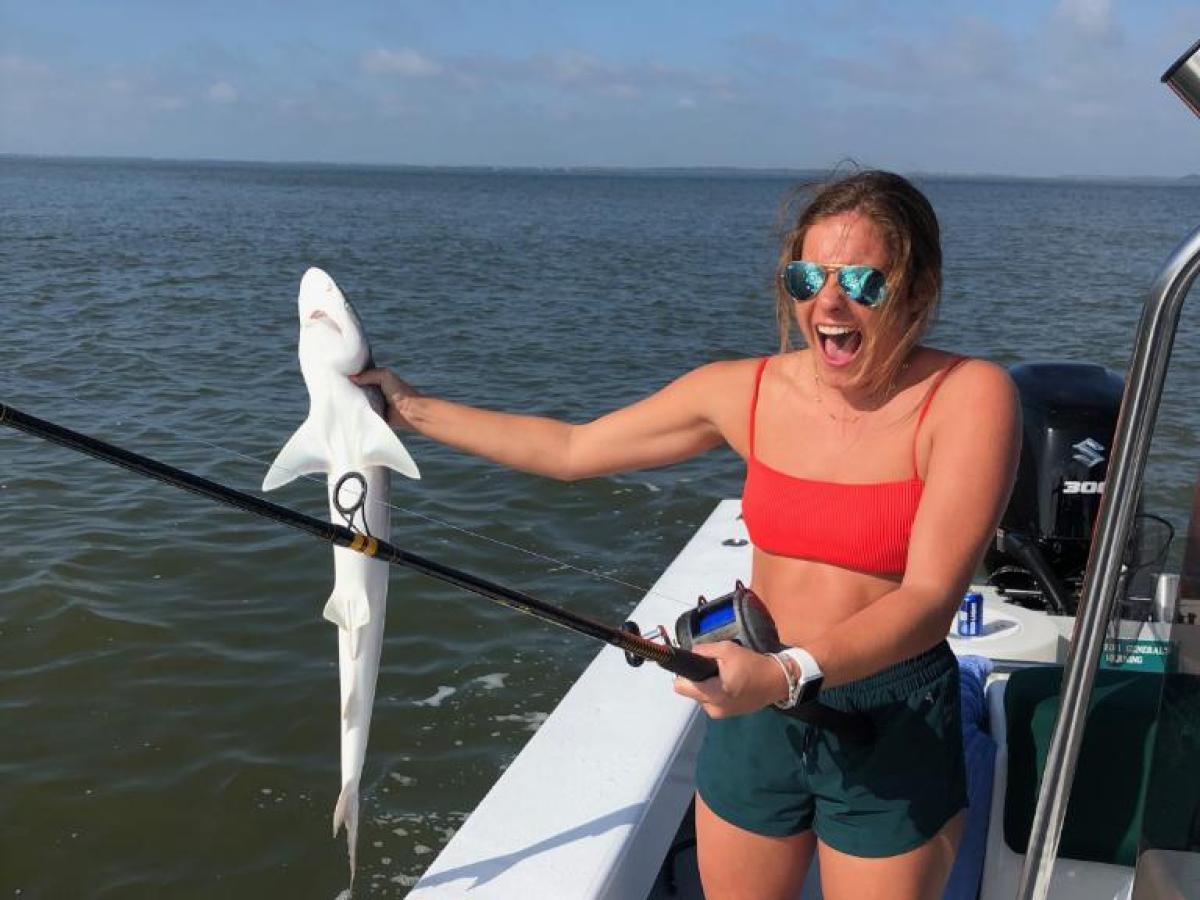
[307,310,343,334]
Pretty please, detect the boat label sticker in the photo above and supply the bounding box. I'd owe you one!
[1101,638,1175,672]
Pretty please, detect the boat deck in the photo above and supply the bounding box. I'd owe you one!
[409,499,1191,899]
[408,499,748,899]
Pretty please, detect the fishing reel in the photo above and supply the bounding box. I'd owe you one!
[622,580,781,668]
[625,582,874,743]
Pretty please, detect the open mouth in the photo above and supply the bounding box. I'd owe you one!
[306,310,342,334]
[815,324,862,367]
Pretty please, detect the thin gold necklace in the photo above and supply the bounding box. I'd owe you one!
[811,358,907,424]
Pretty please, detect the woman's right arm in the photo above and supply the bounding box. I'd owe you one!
[351,361,744,481]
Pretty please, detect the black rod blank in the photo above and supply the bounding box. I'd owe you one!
[0,402,717,681]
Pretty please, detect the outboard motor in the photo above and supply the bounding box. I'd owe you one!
[984,362,1131,615]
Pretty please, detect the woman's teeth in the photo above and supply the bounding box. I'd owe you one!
[816,324,862,361]
[817,324,859,347]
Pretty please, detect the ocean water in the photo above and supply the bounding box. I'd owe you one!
[2,157,1198,898]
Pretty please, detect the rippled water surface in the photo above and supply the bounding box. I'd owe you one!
[2,158,1199,897]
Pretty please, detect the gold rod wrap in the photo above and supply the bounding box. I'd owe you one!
[346,533,381,557]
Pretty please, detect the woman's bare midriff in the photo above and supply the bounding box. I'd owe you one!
[751,552,902,648]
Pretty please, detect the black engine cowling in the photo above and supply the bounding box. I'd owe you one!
[983,362,1128,614]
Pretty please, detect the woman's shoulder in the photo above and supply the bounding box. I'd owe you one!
[671,356,783,430]
[689,352,816,397]
[913,349,1014,393]
[912,348,1019,422]
[686,355,774,385]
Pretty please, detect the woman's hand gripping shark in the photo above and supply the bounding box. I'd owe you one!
[262,267,420,882]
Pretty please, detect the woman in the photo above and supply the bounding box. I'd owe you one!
[353,170,1021,899]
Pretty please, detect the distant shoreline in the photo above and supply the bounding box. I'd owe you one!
[2,152,1198,185]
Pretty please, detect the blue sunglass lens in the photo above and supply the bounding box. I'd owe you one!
[783,262,827,300]
[838,266,887,306]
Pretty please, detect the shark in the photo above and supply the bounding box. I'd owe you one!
[262,267,420,880]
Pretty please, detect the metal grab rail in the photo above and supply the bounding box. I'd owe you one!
[1015,225,1200,900]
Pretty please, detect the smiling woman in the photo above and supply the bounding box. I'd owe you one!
[352,169,1022,899]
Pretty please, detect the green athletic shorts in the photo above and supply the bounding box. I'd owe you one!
[695,641,967,858]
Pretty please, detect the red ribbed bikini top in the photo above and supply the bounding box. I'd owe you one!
[742,356,966,575]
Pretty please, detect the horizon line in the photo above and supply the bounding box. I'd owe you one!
[3,151,1198,184]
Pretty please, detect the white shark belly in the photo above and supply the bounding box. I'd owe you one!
[326,446,392,877]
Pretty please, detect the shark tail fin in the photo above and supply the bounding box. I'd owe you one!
[262,416,328,491]
[333,779,360,883]
[358,405,421,480]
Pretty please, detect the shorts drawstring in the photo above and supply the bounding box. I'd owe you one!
[801,725,820,769]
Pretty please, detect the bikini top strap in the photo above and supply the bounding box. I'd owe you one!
[911,356,969,477]
[749,357,770,457]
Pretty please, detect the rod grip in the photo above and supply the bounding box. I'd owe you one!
[661,648,718,681]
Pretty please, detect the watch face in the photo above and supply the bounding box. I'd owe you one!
[798,674,824,704]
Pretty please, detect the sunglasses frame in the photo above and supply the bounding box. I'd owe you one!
[780,261,888,308]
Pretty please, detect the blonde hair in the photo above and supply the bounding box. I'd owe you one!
[775,170,942,399]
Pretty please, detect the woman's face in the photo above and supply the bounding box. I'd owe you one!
[794,211,892,386]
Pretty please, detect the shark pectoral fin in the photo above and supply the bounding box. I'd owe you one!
[359,407,421,480]
[332,779,360,882]
[262,417,328,491]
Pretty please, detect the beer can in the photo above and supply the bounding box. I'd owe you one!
[958,591,984,637]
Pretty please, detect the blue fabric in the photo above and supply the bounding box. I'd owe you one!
[943,655,997,900]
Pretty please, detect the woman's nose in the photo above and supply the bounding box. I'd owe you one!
[813,273,849,309]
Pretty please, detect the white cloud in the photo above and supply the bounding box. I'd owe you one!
[543,51,601,86]
[362,48,441,77]
[0,53,51,78]
[206,81,238,104]
[599,82,641,101]
[358,45,735,106]
[152,96,188,112]
[1054,0,1117,43]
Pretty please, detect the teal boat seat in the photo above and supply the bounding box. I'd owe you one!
[1003,666,1161,868]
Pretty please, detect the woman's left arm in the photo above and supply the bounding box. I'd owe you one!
[802,359,1022,687]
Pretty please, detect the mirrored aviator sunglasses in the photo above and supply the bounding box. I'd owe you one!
[781,261,888,308]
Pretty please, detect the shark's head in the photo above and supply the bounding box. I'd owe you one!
[297,267,372,376]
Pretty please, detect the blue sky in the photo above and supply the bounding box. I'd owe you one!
[2,0,1198,176]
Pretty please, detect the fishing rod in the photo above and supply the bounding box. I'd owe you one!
[0,401,715,679]
[2,402,875,741]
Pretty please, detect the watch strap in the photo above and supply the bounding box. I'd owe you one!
[772,647,823,709]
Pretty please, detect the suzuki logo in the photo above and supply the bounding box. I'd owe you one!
[1072,438,1106,469]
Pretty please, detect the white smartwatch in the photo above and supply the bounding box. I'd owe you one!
[772,647,824,709]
